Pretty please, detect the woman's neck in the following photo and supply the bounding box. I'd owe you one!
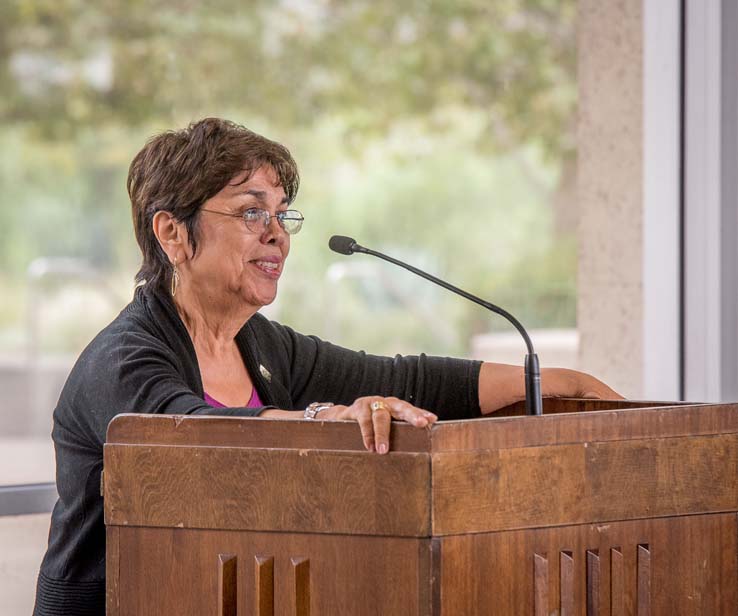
[172,285,258,355]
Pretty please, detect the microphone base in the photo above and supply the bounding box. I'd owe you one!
[525,354,543,416]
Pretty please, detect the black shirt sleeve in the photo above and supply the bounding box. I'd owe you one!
[268,322,483,420]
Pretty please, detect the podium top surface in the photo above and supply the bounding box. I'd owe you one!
[106,398,737,454]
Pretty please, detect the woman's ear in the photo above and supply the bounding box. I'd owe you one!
[152,210,188,264]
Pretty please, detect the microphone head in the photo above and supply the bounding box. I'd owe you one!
[329,235,358,255]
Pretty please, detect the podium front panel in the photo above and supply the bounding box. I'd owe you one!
[108,527,430,616]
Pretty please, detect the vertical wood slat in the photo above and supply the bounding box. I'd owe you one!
[610,547,624,616]
[291,557,311,616]
[105,527,120,616]
[586,549,600,616]
[430,538,442,616]
[560,551,575,616]
[637,544,651,615]
[255,556,274,616]
[534,553,549,616]
[218,554,237,616]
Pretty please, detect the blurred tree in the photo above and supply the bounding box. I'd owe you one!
[0,0,579,355]
[0,0,575,159]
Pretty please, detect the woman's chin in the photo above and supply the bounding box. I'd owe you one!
[257,295,276,308]
[242,286,278,309]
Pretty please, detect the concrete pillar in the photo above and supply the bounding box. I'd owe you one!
[577,0,645,396]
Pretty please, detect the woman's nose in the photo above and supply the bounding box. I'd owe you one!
[260,215,287,244]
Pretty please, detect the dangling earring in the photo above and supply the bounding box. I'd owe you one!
[171,258,180,296]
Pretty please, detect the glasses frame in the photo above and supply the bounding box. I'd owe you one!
[200,207,304,235]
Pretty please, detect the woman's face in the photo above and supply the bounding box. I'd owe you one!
[183,166,291,312]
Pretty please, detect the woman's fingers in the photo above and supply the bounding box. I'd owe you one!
[349,398,392,453]
[370,397,437,454]
[579,377,625,400]
[384,397,438,427]
[335,396,437,454]
[375,397,436,427]
[354,403,376,452]
[370,400,392,454]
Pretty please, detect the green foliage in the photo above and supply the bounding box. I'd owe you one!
[0,0,578,356]
[0,125,144,271]
[270,112,571,355]
[1,0,576,156]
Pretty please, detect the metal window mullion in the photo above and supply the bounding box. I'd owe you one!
[0,483,57,517]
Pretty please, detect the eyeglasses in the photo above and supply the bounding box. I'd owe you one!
[201,207,304,235]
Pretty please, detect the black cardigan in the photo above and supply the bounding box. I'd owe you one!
[33,286,482,615]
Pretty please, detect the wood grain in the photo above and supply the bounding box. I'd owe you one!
[533,553,548,616]
[106,413,431,452]
[105,526,120,616]
[255,556,274,616]
[106,402,737,457]
[107,399,647,448]
[104,404,738,614]
[637,544,651,616]
[104,445,430,536]
[435,514,737,615]
[560,551,574,615]
[430,403,738,452]
[432,434,738,534]
[291,557,310,616]
[610,547,624,616]
[492,398,693,417]
[586,549,600,616]
[429,538,441,616]
[114,527,428,615]
[217,554,237,616]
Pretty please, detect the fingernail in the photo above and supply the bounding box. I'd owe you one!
[378,443,388,454]
[366,443,375,452]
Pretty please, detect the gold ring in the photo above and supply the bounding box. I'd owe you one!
[370,400,386,413]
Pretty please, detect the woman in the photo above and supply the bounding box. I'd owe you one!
[34,118,619,615]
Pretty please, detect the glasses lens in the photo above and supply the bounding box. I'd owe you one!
[243,208,268,233]
[279,210,304,235]
[243,208,303,234]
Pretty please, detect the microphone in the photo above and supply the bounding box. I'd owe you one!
[328,235,359,255]
[328,235,543,416]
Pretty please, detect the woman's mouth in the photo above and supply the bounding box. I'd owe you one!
[250,258,282,278]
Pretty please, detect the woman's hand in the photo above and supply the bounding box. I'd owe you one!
[542,367,624,400]
[318,396,437,454]
[478,362,624,413]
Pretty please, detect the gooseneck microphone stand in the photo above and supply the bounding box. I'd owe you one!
[329,235,543,416]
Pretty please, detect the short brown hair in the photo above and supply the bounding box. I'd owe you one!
[128,118,300,290]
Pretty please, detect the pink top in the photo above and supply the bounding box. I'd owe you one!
[204,388,263,409]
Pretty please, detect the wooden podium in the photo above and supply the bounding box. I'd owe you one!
[103,399,738,615]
